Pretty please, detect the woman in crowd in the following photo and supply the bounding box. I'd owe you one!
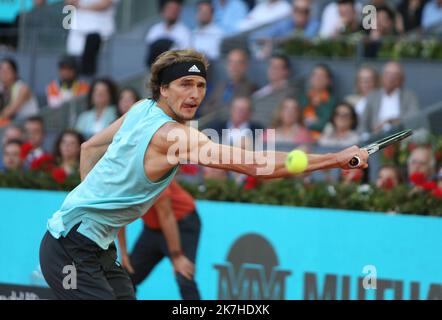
[345,65,379,122]
[75,78,118,138]
[0,58,39,123]
[298,63,336,140]
[268,97,314,146]
[318,102,359,148]
[118,87,140,116]
[53,129,85,176]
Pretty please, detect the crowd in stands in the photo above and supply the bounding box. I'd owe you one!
[0,0,441,198]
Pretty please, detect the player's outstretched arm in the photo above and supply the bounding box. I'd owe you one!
[80,114,126,180]
[163,124,368,179]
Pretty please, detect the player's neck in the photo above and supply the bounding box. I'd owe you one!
[156,98,185,123]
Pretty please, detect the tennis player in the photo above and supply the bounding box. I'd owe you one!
[39,49,368,299]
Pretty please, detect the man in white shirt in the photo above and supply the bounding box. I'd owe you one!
[146,0,191,50]
[238,0,292,32]
[66,0,119,56]
[192,0,224,60]
[359,61,420,135]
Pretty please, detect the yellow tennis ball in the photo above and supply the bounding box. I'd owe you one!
[285,149,308,173]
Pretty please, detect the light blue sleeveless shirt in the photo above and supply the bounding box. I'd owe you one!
[47,99,178,249]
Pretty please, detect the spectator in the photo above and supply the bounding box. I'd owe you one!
[2,140,23,172]
[376,164,401,189]
[118,87,141,116]
[345,65,380,122]
[397,0,428,32]
[268,97,314,145]
[422,0,442,32]
[318,102,359,148]
[1,124,24,146]
[53,129,85,176]
[298,63,336,138]
[359,61,420,136]
[22,116,52,170]
[0,58,39,123]
[364,5,399,58]
[249,0,320,59]
[46,55,90,109]
[201,48,257,117]
[65,0,119,75]
[209,96,264,147]
[407,146,436,183]
[253,54,296,127]
[238,0,292,32]
[75,78,118,138]
[192,0,224,60]
[146,0,191,50]
[212,0,249,35]
[319,0,362,39]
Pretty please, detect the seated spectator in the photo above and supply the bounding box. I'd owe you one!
[21,116,52,170]
[192,1,224,60]
[213,0,249,35]
[376,164,401,190]
[46,55,90,109]
[359,61,420,136]
[209,96,264,147]
[298,63,336,138]
[2,140,23,172]
[53,129,85,176]
[0,58,39,123]
[422,0,442,32]
[407,146,436,184]
[65,0,119,75]
[201,48,257,117]
[118,87,141,116]
[345,65,379,122]
[238,0,292,32]
[146,0,191,51]
[252,54,297,127]
[319,0,363,39]
[267,97,314,145]
[397,0,428,32]
[318,102,359,148]
[75,78,118,138]
[1,124,24,146]
[364,5,399,58]
[249,0,319,59]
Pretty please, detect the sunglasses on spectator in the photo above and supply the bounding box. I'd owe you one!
[294,7,310,14]
[335,112,352,118]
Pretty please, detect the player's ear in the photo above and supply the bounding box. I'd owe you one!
[160,84,169,98]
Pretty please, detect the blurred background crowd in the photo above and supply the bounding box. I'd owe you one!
[0,0,441,212]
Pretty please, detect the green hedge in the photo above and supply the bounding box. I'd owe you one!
[280,36,442,60]
[1,172,440,216]
[181,179,442,216]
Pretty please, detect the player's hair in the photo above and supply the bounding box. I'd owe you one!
[149,49,209,101]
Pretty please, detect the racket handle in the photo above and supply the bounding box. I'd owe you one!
[348,156,361,168]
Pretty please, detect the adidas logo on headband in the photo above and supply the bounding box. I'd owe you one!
[188,65,201,73]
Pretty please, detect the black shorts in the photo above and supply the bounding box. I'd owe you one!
[39,223,135,300]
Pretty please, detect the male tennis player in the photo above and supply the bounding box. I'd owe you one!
[39,49,368,300]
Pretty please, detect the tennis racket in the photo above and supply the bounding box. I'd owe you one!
[349,129,413,168]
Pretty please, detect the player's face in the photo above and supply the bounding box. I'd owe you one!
[161,76,206,121]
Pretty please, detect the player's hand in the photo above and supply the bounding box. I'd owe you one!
[121,253,135,274]
[336,145,369,170]
[172,254,195,280]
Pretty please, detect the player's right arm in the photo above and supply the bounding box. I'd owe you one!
[160,123,368,179]
[80,114,126,180]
